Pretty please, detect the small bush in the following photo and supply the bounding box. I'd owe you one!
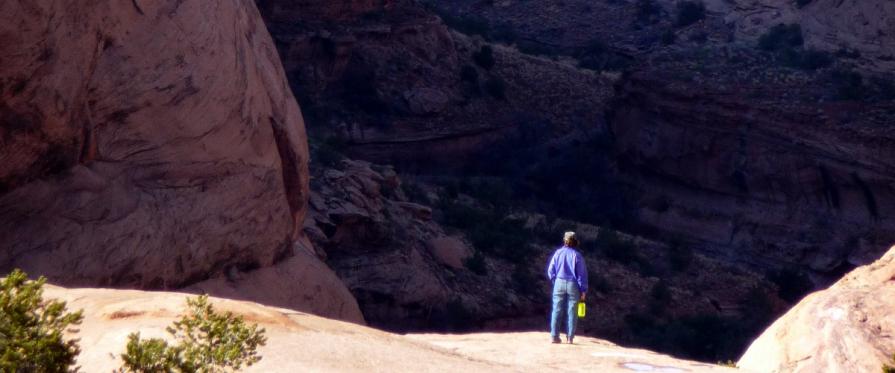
[473,45,496,70]
[511,265,538,295]
[440,202,535,263]
[588,269,612,294]
[661,29,677,45]
[597,230,638,264]
[777,48,832,70]
[464,251,488,275]
[311,136,347,168]
[437,13,490,38]
[484,77,507,100]
[649,281,672,314]
[460,65,479,84]
[795,0,813,8]
[831,69,865,100]
[668,242,694,272]
[768,268,813,303]
[758,24,803,51]
[674,1,705,28]
[0,269,84,373]
[119,294,267,372]
[883,354,895,373]
[835,48,861,59]
[635,0,662,24]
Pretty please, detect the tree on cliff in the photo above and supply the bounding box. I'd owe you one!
[0,269,84,372]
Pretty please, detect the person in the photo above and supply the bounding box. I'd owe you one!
[546,231,588,344]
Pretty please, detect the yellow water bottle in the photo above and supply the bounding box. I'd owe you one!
[577,301,586,318]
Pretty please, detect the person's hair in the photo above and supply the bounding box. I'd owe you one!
[564,236,579,247]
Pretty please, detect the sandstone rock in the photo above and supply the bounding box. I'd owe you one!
[738,245,895,373]
[0,0,308,288]
[186,252,365,324]
[426,236,472,269]
[43,285,743,372]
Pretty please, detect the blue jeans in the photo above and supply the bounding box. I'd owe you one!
[550,278,580,340]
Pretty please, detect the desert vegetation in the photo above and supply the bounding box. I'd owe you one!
[119,295,267,373]
[0,269,83,373]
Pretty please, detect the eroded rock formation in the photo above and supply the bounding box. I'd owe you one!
[0,1,308,288]
[738,245,895,373]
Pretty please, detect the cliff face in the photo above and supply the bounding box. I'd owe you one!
[738,245,895,372]
[257,0,615,169]
[0,1,308,288]
[611,65,895,276]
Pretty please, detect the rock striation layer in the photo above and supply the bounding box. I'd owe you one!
[0,1,309,288]
[738,245,895,373]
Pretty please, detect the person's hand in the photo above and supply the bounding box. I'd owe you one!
[580,292,586,301]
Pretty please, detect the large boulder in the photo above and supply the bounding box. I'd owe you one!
[187,252,365,324]
[738,246,895,373]
[0,0,309,288]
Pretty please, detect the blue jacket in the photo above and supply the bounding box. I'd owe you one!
[546,246,588,293]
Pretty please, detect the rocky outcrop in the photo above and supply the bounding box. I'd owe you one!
[729,0,895,72]
[186,249,365,324]
[46,285,743,372]
[0,1,309,288]
[304,160,463,330]
[738,245,895,373]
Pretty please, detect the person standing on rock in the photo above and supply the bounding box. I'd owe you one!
[546,231,588,344]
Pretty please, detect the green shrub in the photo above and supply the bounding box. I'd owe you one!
[768,268,813,303]
[439,201,536,264]
[588,269,612,294]
[635,0,662,24]
[511,265,538,295]
[649,281,672,314]
[668,242,694,272]
[437,12,490,38]
[0,269,84,373]
[883,354,895,373]
[484,77,507,100]
[119,295,267,372]
[674,1,705,28]
[758,24,803,51]
[310,136,347,168]
[464,251,488,275]
[473,45,496,70]
[661,29,677,45]
[778,48,832,70]
[831,69,865,100]
[460,65,479,84]
[597,230,639,264]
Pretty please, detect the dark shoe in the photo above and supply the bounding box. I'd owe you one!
[552,336,561,344]
[567,337,573,344]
